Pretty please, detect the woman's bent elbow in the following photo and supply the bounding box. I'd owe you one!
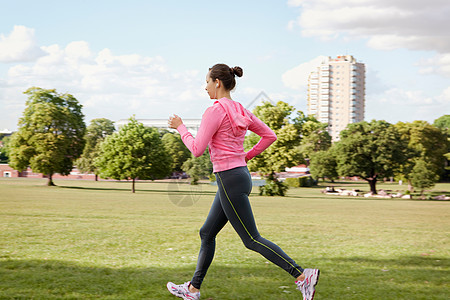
[192,149,204,157]
[270,133,277,143]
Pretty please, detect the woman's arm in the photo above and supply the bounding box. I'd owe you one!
[245,113,277,161]
[171,106,224,157]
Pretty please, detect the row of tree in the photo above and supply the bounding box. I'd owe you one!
[3,88,200,192]
[2,87,449,195]
[243,101,449,195]
[308,119,449,194]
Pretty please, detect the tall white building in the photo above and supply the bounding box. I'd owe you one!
[307,55,365,141]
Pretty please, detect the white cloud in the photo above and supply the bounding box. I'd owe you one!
[0,25,45,62]
[0,34,210,130]
[366,86,450,123]
[417,53,450,77]
[287,0,450,73]
[288,0,450,53]
[282,55,329,90]
[287,0,450,86]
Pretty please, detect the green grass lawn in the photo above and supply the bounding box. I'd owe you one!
[0,178,449,299]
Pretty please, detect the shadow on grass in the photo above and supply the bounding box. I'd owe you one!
[0,255,448,299]
[58,184,217,196]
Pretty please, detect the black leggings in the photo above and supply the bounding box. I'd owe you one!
[190,166,303,289]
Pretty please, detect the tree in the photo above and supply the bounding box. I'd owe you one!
[298,119,332,160]
[410,159,439,195]
[0,135,10,163]
[95,117,171,193]
[433,115,450,180]
[335,120,407,194]
[244,101,305,195]
[76,118,115,181]
[395,121,448,190]
[182,150,213,185]
[433,115,450,131]
[162,132,191,173]
[244,101,304,173]
[309,149,338,182]
[8,87,85,186]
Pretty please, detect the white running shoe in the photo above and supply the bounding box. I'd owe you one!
[295,268,320,300]
[167,281,200,300]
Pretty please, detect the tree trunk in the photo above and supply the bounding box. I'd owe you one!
[95,174,98,181]
[368,177,377,194]
[132,178,135,193]
[407,179,414,193]
[47,174,55,186]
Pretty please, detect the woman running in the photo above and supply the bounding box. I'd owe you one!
[167,63,319,300]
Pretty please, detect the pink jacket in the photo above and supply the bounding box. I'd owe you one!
[176,97,277,173]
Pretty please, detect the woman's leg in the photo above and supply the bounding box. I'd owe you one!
[216,167,304,278]
[190,191,228,289]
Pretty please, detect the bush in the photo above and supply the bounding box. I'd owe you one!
[299,176,315,187]
[285,177,300,188]
[209,173,216,182]
[259,173,288,196]
[284,176,316,188]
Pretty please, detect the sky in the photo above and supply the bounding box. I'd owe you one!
[1,0,449,131]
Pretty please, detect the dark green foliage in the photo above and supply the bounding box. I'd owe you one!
[76,118,115,180]
[0,135,10,163]
[244,101,304,174]
[410,159,440,194]
[181,150,213,185]
[95,117,171,192]
[433,114,450,131]
[284,176,316,188]
[299,118,332,159]
[162,132,191,172]
[244,101,307,196]
[8,87,86,186]
[259,172,288,196]
[309,149,339,182]
[335,120,408,194]
[433,115,450,181]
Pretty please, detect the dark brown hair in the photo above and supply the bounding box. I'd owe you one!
[209,63,243,91]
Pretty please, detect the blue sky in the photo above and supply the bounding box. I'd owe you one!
[1,0,449,131]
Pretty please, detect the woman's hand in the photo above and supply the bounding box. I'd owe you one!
[168,114,183,129]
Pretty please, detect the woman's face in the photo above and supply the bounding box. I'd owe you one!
[205,71,217,99]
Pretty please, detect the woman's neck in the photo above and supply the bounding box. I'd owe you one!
[216,90,232,100]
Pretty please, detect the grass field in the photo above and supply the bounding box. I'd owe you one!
[0,178,449,299]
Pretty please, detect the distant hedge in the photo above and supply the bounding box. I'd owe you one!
[285,176,316,187]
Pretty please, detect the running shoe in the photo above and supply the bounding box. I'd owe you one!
[167,281,200,300]
[295,268,320,300]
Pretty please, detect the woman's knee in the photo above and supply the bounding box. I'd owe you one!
[242,237,259,251]
[199,226,215,241]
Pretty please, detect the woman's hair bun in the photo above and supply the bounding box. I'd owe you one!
[209,63,242,90]
[231,66,243,77]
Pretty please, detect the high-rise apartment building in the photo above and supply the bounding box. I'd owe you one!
[307,55,365,141]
